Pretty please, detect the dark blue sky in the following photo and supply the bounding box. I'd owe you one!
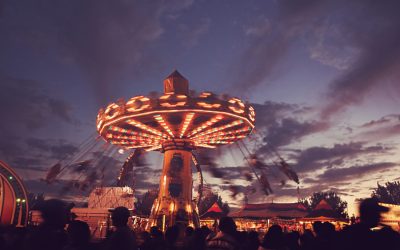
[1,0,400,213]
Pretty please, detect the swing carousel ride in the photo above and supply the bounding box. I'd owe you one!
[43,70,299,230]
[96,70,255,228]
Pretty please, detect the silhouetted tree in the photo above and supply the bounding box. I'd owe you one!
[134,189,158,216]
[372,181,400,204]
[301,191,348,218]
[28,193,45,209]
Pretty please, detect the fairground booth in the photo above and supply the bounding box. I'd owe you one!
[200,202,225,228]
[298,199,348,230]
[229,202,308,232]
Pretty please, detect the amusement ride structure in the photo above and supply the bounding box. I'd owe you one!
[96,71,255,229]
[0,161,29,226]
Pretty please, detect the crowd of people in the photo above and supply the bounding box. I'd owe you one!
[0,198,399,250]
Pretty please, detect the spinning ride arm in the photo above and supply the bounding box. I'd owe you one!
[191,153,203,207]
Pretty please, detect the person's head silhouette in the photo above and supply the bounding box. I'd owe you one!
[111,206,130,228]
[38,199,70,229]
[218,217,237,236]
[67,220,90,246]
[359,198,389,228]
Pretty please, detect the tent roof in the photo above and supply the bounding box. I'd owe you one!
[306,199,344,219]
[207,202,223,213]
[229,202,308,219]
[200,202,224,219]
[314,199,333,210]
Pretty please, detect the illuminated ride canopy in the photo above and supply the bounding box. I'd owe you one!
[0,161,29,227]
[96,70,255,230]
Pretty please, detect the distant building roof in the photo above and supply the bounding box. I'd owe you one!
[306,199,342,219]
[88,187,134,209]
[201,202,224,219]
[314,199,333,210]
[229,202,308,219]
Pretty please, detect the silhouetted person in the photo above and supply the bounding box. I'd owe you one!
[341,197,400,250]
[299,229,314,250]
[206,216,239,250]
[24,199,69,250]
[64,220,94,250]
[259,224,286,250]
[236,231,248,250]
[1,226,26,250]
[201,225,212,239]
[138,231,151,250]
[245,231,260,250]
[145,226,165,250]
[183,226,195,250]
[186,228,207,250]
[285,231,300,250]
[165,225,180,250]
[312,222,337,250]
[105,206,136,250]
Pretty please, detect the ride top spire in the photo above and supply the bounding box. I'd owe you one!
[163,70,189,95]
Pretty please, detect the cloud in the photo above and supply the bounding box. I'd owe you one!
[0,0,193,105]
[180,18,211,47]
[355,114,400,141]
[252,101,329,150]
[224,0,400,117]
[253,101,300,127]
[319,1,400,118]
[293,142,389,173]
[317,162,398,183]
[261,118,328,148]
[244,17,271,37]
[26,138,79,159]
[228,0,324,94]
[309,23,360,70]
[0,74,79,172]
[361,115,399,128]
[0,74,74,131]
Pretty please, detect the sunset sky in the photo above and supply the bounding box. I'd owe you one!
[1,0,400,215]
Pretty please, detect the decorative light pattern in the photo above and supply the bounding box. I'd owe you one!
[154,114,175,137]
[192,120,243,139]
[179,112,195,138]
[197,102,221,108]
[194,143,216,148]
[104,103,120,119]
[97,91,255,151]
[126,119,166,138]
[145,145,162,151]
[228,98,245,114]
[107,126,163,140]
[187,115,224,137]
[126,96,151,112]
[199,92,212,98]
[159,94,187,108]
[248,106,255,122]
